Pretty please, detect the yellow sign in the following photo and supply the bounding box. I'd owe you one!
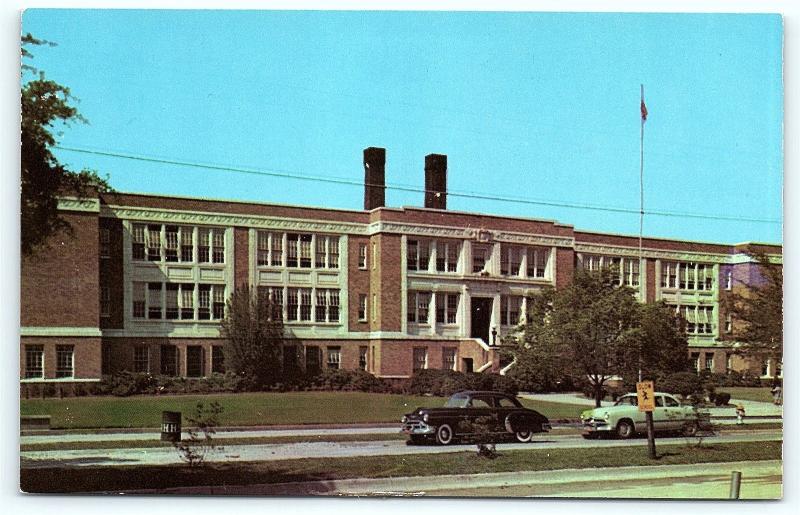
[636,381,656,412]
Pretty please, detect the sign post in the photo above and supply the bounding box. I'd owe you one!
[637,381,657,459]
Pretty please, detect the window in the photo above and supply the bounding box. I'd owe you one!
[704,353,714,372]
[300,288,312,321]
[133,283,146,318]
[358,294,368,321]
[287,287,313,322]
[257,231,284,267]
[726,354,733,373]
[181,227,194,262]
[198,285,211,320]
[211,345,225,374]
[259,286,284,320]
[100,286,110,317]
[305,346,321,374]
[675,304,714,335]
[436,241,460,273]
[407,239,431,272]
[133,345,150,373]
[407,291,431,324]
[436,293,459,324]
[315,289,340,323]
[663,262,716,291]
[198,228,211,263]
[726,314,733,333]
[726,270,733,290]
[181,284,194,319]
[326,347,341,369]
[472,244,490,273]
[132,224,146,260]
[442,348,457,371]
[212,231,225,263]
[583,254,603,272]
[359,346,368,371]
[165,284,179,319]
[358,243,368,269]
[100,228,111,258]
[286,233,313,268]
[148,283,162,319]
[213,286,225,319]
[691,352,700,372]
[500,295,522,326]
[24,345,44,379]
[623,259,640,287]
[147,224,162,261]
[661,261,678,288]
[160,345,178,376]
[501,245,523,276]
[413,347,428,371]
[315,235,339,269]
[186,346,204,377]
[287,288,298,321]
[527,247,548,278]
[164,226,179,262]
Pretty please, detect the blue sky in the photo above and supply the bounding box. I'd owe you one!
[21,10,783,244]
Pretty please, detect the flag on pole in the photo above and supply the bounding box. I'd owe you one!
[641,95,648,122]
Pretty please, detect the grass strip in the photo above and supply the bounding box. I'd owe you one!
[20,440,782,493]
[21,433,408,451]
[20,392,585,429]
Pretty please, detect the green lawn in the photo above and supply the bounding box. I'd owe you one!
[716,387,774,403]
[20,440,782,493]
[21,392,586,429]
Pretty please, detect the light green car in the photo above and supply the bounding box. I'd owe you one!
[580,392,701,439]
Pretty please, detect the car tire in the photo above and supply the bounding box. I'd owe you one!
[682,421,699,437]
[515,431,533,443]
[616,420,635,439]
[435,424,454,445]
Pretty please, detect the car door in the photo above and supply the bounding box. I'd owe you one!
[651,395,670,431]
[467,394,498,433]
[662,395,684,430]
[494,394,519,431]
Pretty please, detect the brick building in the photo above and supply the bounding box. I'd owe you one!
[20,147,783,385]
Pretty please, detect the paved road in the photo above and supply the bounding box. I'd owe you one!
[128,459,781,499]
[20,429,782,469]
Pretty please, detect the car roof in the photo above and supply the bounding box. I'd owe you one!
[453,391,514,396]
[621,392,677,396]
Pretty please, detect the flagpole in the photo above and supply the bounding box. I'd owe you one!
[638,84,645,384]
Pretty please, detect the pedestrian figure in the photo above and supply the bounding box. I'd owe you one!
[736,403,746,425]
[771,384,783,406]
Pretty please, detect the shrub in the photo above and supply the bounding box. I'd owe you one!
[308,369,391,392]
[712,392,732,406]
[658,372,706,402]
[409,370,518,397]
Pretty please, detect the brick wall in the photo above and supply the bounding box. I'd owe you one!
[645,258,656,303]
[234,227,249,288]
[21,211,100,328]
[347,235,371,332]
[369,233,402,332]
[21,336,101,379]
[555,247,574,289]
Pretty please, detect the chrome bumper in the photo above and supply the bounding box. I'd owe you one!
[582,419,613,433]
[401,421,435,435]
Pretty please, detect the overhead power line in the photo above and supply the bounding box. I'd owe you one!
[55,145,781,225]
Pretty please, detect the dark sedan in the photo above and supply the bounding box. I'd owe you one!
[401,390,551,445]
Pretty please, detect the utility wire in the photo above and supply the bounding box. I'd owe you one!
[55,145,781,225]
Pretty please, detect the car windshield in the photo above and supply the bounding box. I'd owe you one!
[444,394,470,408]
[614,395,638,407]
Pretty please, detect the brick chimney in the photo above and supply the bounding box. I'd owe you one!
[424,153,447,210]
[363,147,386,210]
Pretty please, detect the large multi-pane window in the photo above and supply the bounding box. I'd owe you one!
[442,348,457,371]
[527,248,548,278]
[257,232,284,266]
[258,286,284,320]
[435,293,460,325]
[258,232,338,268]
[407,291,432,324]
[407,239,431,271]
[286,233,313,268]
[315,289,340,323]
[286,287,313,321]
[315,235,340,269]
[212,345,225,374]
[148,283,162,319]
[501,245,523,276]
[55,345,74,378]
[673,304,715,335]
[436,241,460,273]
[581,254,638,286]
[500,295,523,326]
[472,244,490,273]
[661,261,715,290]
[413,347,428,371]
[24,345,44,379]
[326,347,341,369]
[133,345,150,373]
[131,224,221,264]
[160,345,178,376]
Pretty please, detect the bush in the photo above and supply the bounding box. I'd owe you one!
[658,372,706,402]
[712,392,731,406]
[307,369,391,392]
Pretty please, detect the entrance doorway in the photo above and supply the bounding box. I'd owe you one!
[470,297,493,345]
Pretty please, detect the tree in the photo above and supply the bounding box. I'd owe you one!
[219,285,285,388]
[21,33,110,257]
[511,268,689,407]
[725,251,783,367]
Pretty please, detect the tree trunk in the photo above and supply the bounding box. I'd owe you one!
[594,382,604,408]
